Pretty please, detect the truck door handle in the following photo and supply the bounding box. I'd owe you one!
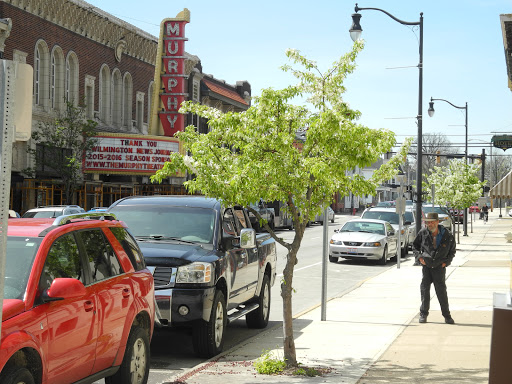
[122,288,131,298]
[84,301,94,312]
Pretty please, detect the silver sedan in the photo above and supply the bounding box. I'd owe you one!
[329,219,398,265]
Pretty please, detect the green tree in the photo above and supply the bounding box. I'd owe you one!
[425,159,486,241]
[152,41,411,367]
[24,101,98,204]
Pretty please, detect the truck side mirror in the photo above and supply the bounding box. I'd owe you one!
[240,228,256,249]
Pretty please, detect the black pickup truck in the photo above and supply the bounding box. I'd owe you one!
[108,195,277,357]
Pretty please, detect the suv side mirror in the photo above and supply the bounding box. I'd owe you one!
[42,278,86,302]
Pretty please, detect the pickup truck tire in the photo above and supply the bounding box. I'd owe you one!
[246,274,271,328]
[193,290,227,358]
[106,326,150,384]
[0,366,35,384]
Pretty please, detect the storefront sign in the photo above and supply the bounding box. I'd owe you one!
[153,10,190,137]
[492,135,512,151]
[84,134,179,175]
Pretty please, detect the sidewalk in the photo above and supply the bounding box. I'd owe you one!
[165,210,512,384]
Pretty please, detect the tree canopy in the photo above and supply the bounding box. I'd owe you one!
[152,40,411,367]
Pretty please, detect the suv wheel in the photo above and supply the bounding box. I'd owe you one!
[0,366,35,384]
[246,274,271,328]
[193,290,226,358]
[106,326,150,384]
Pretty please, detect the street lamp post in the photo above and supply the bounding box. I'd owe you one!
[350,3,424,236]
[427,97,469,236]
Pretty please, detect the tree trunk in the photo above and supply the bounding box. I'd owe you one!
[281,245,299,367]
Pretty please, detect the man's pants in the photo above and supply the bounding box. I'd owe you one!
[420,265,451,318]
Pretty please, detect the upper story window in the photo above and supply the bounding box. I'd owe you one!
[111,69,122,127]
[50,46,65,111]
[122,73,133,128]
[99,64,111,124]
[34,40,49,108]
[65,52,79,105]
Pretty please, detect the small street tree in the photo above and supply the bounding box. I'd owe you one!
[152,41,411,367]
[425,159,486,242]
[24,101,98,205]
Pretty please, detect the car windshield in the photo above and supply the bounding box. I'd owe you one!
[342,221,385,235]
[423,206,448,215]
[362,211,399,225]
[4,237,42,300]
[109,204,216,244]
[22,210,64,218]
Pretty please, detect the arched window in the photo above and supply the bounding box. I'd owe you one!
[50,46,65,111]
[122,72,133,129]
[99,64,111,124]
[147,81,154,125]
[111,69,122,127]
[65,51,79,105]
[34,40,50,108]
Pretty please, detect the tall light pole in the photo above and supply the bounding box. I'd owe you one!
[428,97,468,236]
[350,3,424,236]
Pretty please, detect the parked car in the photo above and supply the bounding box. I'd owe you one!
[361,207,410,256]
[329,219,398,265]
[88,206,109,212]
[0,212,155,384]
[404,209,417,249]
[247,200,275,232]
[313,206,335,224]
[22,205,85,218]
[449,208,464,223]
[108,195,277,358]
[422,205,452,230]
[469,205,480,213]
[376,201,395,207]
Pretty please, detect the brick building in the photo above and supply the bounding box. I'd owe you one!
[0,0,250,213]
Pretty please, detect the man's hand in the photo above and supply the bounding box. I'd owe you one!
[419,257,426,266]
[442,262,446,268]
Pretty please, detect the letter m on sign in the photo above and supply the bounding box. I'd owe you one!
[166,23,179,36]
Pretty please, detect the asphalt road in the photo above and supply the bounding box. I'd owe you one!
[96,213,409,384]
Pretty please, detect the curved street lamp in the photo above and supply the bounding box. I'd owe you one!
[428,97,469,236]
[350,4,424,236]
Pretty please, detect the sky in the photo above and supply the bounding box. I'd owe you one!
[84,0,512,156]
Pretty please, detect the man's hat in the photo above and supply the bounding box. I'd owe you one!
[424,212,439,221]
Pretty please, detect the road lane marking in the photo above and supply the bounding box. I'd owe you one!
[277,261,322,277]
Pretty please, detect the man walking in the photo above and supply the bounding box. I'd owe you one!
[413,212,456,324]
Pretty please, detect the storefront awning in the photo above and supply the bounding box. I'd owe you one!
[489,170,512,198]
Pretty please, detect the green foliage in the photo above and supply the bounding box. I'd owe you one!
[253,349,286,375]
[425,159,486,209]
[24,101,98,204]
[151,41,411,230]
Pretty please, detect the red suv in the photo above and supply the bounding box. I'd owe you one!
[0,213,154,384]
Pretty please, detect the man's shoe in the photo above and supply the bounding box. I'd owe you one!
[445,317,455,324]
[419,315,427,323]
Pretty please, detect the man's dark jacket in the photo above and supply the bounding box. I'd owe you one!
[413,226,456,268]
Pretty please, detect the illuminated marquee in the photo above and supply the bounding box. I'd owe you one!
[149,9,190,137]
[84,134,180,175]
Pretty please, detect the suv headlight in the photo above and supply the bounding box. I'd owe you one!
[176,262,212,284]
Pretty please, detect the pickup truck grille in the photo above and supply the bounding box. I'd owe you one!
[151,266,176,288]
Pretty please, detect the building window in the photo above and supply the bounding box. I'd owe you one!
[99,65,111,124]
[50,46,65,111]
[34,40,49,108]
[65,52,79,105]
[111,69,122,127]
[147,81,154,124]
[122,73,133,128]
[136,92,144,132]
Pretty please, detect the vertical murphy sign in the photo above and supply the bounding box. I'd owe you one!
[149,9,190,137]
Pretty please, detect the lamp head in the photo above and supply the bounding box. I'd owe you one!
[350,13,362,42]
[427,100,435,117]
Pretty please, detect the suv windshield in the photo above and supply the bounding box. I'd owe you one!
[4,237,42,300]
[109,204,216,244]
[362,210,399,225]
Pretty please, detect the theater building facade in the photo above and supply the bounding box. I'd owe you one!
[0,0,250,213]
